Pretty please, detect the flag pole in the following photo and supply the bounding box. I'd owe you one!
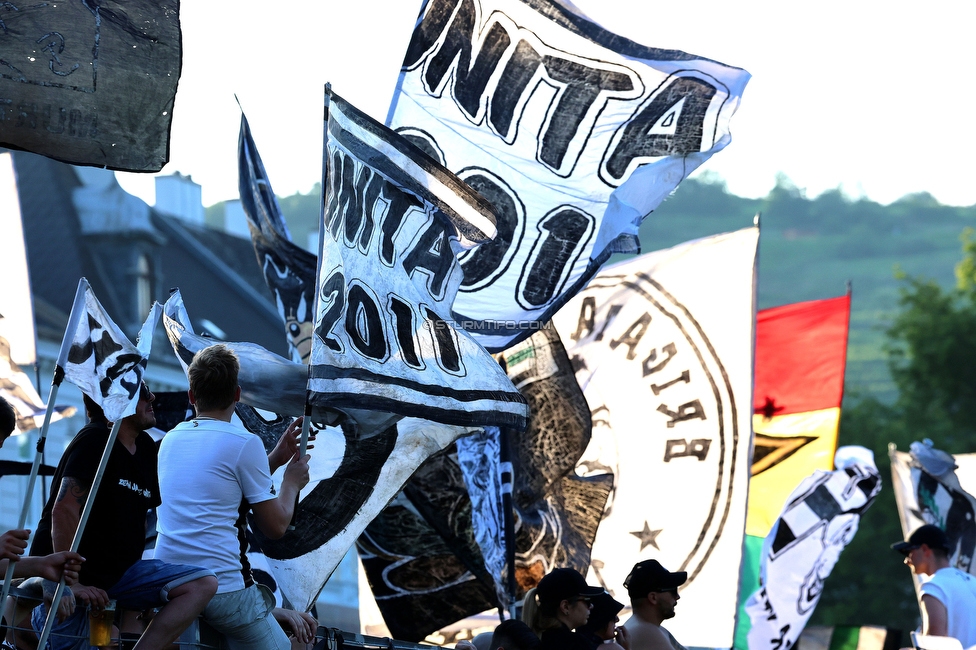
[0,279,87,611]
[499,427,517,619]
[36,417,124,650]
[288,82,331,532]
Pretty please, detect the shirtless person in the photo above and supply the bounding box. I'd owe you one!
[622,560,687,650]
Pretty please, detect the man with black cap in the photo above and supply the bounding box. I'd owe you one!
[892,524,976,646]
[622,559,687,650]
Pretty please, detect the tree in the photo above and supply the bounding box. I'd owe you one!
[811,229,976,632]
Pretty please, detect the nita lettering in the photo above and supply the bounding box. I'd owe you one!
[404,0,720,182]
[315,148,464,374]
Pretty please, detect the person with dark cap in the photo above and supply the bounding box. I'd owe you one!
[490,619,541,650]
[577,591,629,650]
[621,559,687,650]
[521,567,604,650]
[892,524,976,646]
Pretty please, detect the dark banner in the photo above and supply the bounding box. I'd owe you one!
[0,0,181,171]
[358,326,612,641]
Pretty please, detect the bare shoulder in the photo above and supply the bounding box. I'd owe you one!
[624,621,673,650]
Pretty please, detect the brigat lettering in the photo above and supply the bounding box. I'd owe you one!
[571,297,703,427]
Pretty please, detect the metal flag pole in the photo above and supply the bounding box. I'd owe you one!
[35,417,124,650]
[289,82,330,532]
[0,279,87,611]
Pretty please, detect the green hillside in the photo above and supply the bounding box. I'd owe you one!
[631,173,976,403]
[220,174,976,403]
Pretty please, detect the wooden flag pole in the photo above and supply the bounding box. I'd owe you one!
[0,280,87,610]
[35,418,123,650]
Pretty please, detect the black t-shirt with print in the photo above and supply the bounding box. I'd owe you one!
[31,422,160,589]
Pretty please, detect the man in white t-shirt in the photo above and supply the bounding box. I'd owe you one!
[153,344,310,650]
[892,524,976,647]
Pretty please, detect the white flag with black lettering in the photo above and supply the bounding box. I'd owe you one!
[309,88,527,430]
[745,447,881,650]
[551,228,757,648]
[61,278,159,422]
[389,0,751,351]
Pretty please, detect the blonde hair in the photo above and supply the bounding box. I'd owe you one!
[521,587,560,637]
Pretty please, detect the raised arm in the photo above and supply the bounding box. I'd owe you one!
[249,454,310,539]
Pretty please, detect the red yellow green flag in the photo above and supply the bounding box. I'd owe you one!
[734,294,851,649]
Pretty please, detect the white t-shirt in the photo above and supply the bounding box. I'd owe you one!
[154,418,275,593]
[921,567,976,647]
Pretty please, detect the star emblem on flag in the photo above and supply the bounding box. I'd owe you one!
[630,521,662,551]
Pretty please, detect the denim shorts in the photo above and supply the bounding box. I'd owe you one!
[32,559,214,649]
[203,584,290,650]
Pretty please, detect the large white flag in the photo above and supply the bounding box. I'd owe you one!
[62,278,160,422]
[0,152,37,367]
[309,87,527,430]
[551,227,758,648]
[389,0,751,351]
[745,446,881,650]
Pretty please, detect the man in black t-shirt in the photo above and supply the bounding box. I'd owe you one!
[30,386,217,650]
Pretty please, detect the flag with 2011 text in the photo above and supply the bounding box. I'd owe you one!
[388,0,751,351]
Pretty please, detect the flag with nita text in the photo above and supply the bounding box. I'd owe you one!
[162,290,484,613]
[0,0,181,171]
[61,278,159,422]
[309,87,527,430]
[553,228,758,648]
[745,447,881,650]
[388,0,751,351]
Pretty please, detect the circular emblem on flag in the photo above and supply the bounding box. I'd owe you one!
[555,271,741,594]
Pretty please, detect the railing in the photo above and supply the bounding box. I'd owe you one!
[179,619,444,650]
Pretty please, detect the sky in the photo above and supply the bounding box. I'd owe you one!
[116,0,976,209]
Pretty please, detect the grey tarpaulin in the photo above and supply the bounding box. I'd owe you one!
[0,0,181,171]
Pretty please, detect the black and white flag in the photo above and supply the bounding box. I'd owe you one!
[0,0,181,171]
[891,440,976,578]
[61,278,159,422]
[745,446,881,650]
[309,88,527,430]
[239,114,318,364]
[388,0,751,351]
[162,290,311,419]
